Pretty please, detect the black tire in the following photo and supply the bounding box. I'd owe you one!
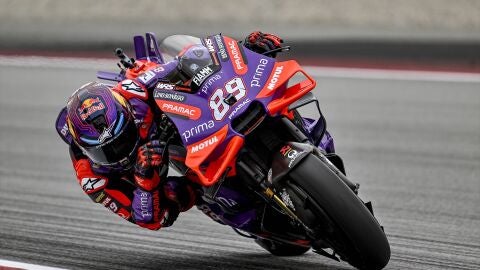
[287,154,390,270]
[255,238,311,256]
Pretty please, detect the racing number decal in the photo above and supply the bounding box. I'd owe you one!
[210,89,228,120]
[209,77,246,121]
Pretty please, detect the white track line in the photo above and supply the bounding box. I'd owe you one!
[0,259,68,270]
[1,55,479,83]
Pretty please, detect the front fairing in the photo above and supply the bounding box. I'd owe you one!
[154,34,315,186]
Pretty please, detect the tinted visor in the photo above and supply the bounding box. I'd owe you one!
[82,118,138,167]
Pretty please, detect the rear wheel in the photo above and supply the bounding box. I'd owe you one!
[283,154,390,270]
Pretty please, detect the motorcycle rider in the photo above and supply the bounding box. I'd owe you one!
[55,32,293,230]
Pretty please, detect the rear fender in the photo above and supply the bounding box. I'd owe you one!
[271,142,314,184]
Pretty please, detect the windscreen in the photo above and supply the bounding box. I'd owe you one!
[159,35,216,88]
[159,35,203,62]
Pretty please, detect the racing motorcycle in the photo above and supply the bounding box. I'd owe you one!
[98,32,390,270]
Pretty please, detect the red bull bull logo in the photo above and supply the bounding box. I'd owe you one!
[78,97,105,121]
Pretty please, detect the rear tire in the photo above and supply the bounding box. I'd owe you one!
[254,238,310,256]
[286,154,390,270]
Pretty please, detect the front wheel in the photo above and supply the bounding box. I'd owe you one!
[284,154,390,270]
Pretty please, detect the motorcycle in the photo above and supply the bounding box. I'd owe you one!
[98,32,390,270]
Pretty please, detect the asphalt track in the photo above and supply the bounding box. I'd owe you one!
[0,57,479,270]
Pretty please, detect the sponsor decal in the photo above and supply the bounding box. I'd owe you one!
[287,150,306,168]
[121,80,146,97]
[98,124,114,143]
[279,145,306,168]
[121,80,142,92]
[182,120,215,142]
[140,191,152,219]
[251,58,269,88]
[138,70,156,84]
[228,98,251,120]
[214,35,228,61]
[102,196,112,206]
[205,38,215,53]
[154,89,186,102]
[78,97,105,121]
[155,82,176,91]
[81,177,107,194]
[158,101,201,120]
[280,145,293,156]
[60,123,68,136]
[200,74,222,94]
[267,65,284,90]
[190,136,219,153]
[279,188,296,211]
[192,65,214,87]
[95,192,106,203]
[226,39,247,75]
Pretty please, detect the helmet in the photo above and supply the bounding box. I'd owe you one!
[66,82,139,169]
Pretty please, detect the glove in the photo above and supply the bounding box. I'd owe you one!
[134,140,165,191]
[163,176,197,212]
[132,187,179,230]
[244,31,284,58]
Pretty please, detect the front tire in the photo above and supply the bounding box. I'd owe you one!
[286,154,390,270]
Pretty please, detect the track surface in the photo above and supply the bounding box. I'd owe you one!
[0,60,479,270]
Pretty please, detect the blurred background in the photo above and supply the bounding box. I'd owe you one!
[0,1,479,270]
[1,0,479,70]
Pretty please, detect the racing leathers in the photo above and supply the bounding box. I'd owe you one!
[56,70,196,230]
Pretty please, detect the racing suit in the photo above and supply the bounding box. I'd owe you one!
[56,66,196,230]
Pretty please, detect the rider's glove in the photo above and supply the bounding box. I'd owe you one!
[134,140,165,191]
[244,31,284,58]
[132,187,179,230]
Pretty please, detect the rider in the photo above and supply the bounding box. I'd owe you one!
[55,32,288,230]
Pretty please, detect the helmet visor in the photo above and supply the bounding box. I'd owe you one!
[81,118,139,167]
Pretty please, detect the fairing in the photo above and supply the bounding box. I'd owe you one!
[154,34,316,186]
